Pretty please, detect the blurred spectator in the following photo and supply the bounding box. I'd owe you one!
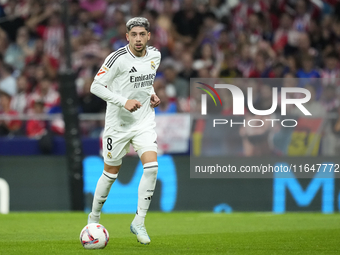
[0,90,22,136]
[69,0,81,26]
[80,78,105,113]
[29,78,60,113]
[308,18,325,52]
[332,19,340,43]
[50,116,65,136]
[26,99,47,138]
[321,86,339,112]
[143,10,169,53]
[79,75,104,137]
[284,55,298,74]
[292,0,312,32]
[296,54,322,97]
[155,13,174,56]
[71,8,103,41]
[72,27,101,71]
[236,44,253,77]
[161,41,184,73]
[129,0,143,18]
[232,0,268,32]
[216,29,233,56]
[38,10,64,60]
[197,67,212,79]
[153,78,177,114]
[245,13,263,45]
[0,63,17,96]
[321,14,333,37]
[261,8,277,42]
[154,87,177,114]
[219,53,242,78]
[26,4,64,60]
[172,0,203,45]
[321,51,340,86]
[282,72,298,88]
[0,0,25,42]
[0,28,8,56]
[163,65,189,100]
[248,51,275,78]
[272,62,286,78]
[178,52,198,81]
[298,32,318,58]
[198,12,225,47]
[297,55,320,81]
[331,105,340,137]
[153,76,165,93]
[80,0,107,22]
[10,75,29,113]
[110,23,128,51]
[104,1,128,28]
[273,13,293,54]
[25,1,49,34]
[25,38,59,80]
[76,47,101,81]
[4,26,35,72]
[22,62,38,92]
[193,43,216,72]
[26,98,54,153]
[35,65,54,89]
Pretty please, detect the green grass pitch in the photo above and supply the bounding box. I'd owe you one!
[0,212,339,254]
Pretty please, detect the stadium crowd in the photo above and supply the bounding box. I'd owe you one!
[0,0,340,152]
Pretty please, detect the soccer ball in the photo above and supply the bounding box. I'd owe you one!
[80,223,109,249]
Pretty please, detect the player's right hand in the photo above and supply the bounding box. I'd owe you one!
[124,99,142,112]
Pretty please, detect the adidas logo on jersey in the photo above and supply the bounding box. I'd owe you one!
[129,66,137,73]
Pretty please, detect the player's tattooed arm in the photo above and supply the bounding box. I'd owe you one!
[150,94,160,108]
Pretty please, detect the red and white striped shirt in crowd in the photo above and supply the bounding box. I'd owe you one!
[232,1,268,32]
[37,25,64,59]
[321,69,340,87]
[28,88,60,113]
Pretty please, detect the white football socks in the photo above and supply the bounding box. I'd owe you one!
[133,162,158,225]
[91,170,117,216]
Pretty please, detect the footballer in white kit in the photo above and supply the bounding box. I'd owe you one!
[88,17,161,245]
[97,44,160,163]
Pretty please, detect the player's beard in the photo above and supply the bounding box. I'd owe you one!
[134,43,146,53]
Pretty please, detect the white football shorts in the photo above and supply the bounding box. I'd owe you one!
[102,125,157,166]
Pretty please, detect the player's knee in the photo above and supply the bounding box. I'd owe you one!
[104,162,121,174]
[143,161,158,177]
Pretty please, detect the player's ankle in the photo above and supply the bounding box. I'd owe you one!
[92,212,100,217]
[133,214,145,225]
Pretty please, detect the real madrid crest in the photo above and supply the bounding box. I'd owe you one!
[107,152,112,159]
[151,61,156,70]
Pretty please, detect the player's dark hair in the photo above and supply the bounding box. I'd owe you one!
[126,17,150,32]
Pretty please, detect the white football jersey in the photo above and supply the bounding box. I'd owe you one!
[94,44,161,132]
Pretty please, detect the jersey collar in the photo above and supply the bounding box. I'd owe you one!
[126,44,148,59]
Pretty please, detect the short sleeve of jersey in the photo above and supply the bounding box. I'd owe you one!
[94,49,125,85]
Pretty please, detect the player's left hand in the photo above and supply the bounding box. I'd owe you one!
[150,94,160,108]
